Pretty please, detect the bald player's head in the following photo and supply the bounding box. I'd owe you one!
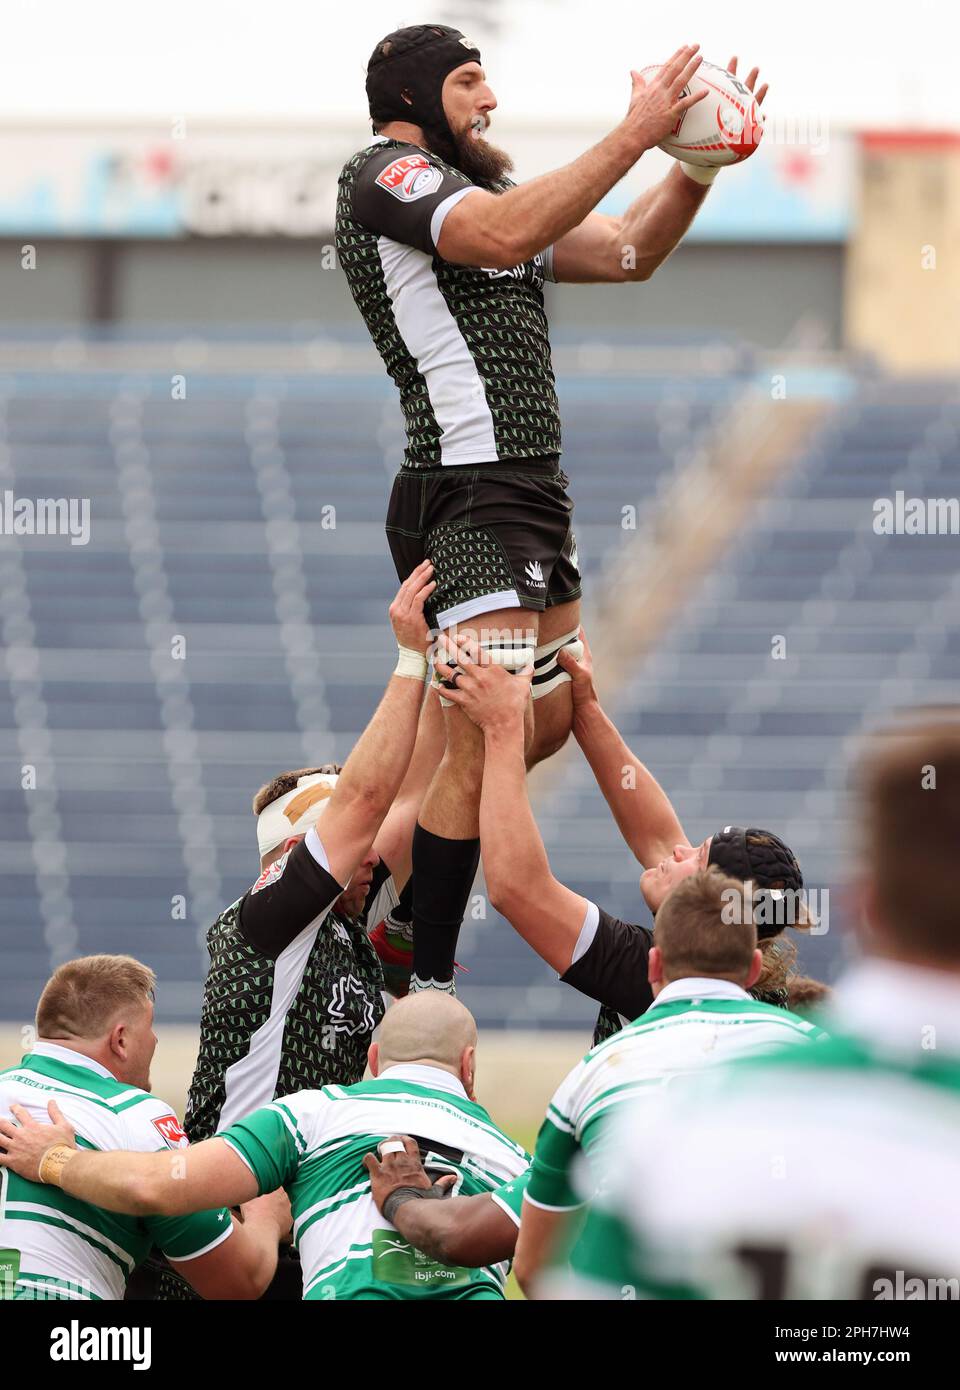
[368,992,479,1099]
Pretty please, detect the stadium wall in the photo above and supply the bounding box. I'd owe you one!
[0,238,845,351]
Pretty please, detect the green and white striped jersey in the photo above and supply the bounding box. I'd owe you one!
[220,1062,529,1300]
[527,979,825,1212]
[0,1044,233,1301]
[561,961,960,1301]
[489,1168,532,1229]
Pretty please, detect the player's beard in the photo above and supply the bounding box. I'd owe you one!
[442,119,514,184]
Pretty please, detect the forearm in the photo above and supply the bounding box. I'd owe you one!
[59,1149,172,1217]
[371,687,444,885]
[392,1194,510,1268]
[391,1196,465,1265]
[232,1210,282,1294]
[478,122,647,265]
[481,719,554,903]
[573,699,685,863]
[334,675,425,814]
[619,163,710,280]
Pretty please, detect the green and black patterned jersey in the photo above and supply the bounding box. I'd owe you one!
[336,138,562,469]
[185,827,388,1145]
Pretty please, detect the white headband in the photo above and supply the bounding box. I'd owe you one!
[256,772,339,859]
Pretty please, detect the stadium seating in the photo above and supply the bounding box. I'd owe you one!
[1,345,956,1028]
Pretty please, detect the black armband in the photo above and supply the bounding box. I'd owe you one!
[382,1183,449,1225]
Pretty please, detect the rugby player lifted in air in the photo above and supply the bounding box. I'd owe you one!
[436,629,814,1044]
[336,26,768,994]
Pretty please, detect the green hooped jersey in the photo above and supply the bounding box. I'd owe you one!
[0,1045,232,1301]
[566,1024,960,1300]
[527,985,826,1214]
[220,1063,529,1300]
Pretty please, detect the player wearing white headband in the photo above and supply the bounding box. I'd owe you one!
[152,562,437,1299]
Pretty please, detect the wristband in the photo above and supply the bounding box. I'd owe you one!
[382,1183,448,1225]
[677,161,720,186]
[394,646,428,681]
[39,1143,77,1187]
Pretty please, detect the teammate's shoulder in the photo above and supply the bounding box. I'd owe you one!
[739,998,829,1039]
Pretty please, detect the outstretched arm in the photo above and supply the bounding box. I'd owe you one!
[371,685,445,890]
[556,630,688,867]
[437,48,706,269]
[319,560,435,887]
[435,637,591,974]
[552,57,769,283]
[0,1101,258,1215]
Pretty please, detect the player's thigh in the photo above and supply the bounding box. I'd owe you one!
[442,605,537,766]
[447,604,539,646]
[537,597,580,647]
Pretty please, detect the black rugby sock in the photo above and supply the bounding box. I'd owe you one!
[410,824,481,990]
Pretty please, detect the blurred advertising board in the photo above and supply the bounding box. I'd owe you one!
[0,122,853,241]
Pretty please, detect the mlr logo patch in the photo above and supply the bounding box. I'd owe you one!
[375,155,443,202]
[152,1114,189,1149]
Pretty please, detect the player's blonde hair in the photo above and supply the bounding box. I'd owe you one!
[36,955,156,1040]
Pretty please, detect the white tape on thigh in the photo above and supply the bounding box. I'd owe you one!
[431,641,535,707]
[531,629,583,700]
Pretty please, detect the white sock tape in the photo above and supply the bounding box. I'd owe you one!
[531,629,583,700]
[431,641,535,707]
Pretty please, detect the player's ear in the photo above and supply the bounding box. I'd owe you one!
[368,1041,380,1077]
[745,949,763,990]
[461,1045,477,1101]
[648,946,663,988]
[107,1020,127,1062]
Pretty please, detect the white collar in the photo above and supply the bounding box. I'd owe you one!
[378,1062,468,1098]
[30,1040,117,1080]
[831,957,960,1056]
[650,977,752,1009]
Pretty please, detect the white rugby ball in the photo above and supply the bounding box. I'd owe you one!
[639,59,765,167]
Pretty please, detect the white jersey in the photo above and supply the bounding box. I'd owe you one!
[219,1062,529,1300]
[0,1043,233,1301]
[562,960,960,1300]
[525,979,825,1212]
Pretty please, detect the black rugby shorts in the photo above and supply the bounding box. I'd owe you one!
[385,458,582,630]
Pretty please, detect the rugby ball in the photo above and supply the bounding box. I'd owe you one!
[639,60,764,167]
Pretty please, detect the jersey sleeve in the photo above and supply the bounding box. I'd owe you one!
[120,1097,236,1263]
[488,1166,532,1227]
[147,1208,234,1263]
[238,831,343,959]
[526,1061,588,1212]
[352,144,478,255]
[219,1097,310,1194]
[560,902,654,1022]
